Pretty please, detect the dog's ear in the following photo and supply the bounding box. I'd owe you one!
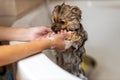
[61,2,65,6]
[78,24,88,46]
[54,5,61,14]
[71,6,81,19]
[54,2,65,13]
[52,5,61,23]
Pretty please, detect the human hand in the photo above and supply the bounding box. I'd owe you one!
[28,26,52,41]
[47,30,72,50]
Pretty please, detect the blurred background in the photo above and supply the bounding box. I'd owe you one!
[0,0,43,26]
[1,0,120,80]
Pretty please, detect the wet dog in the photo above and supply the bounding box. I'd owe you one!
[51,3,88,79]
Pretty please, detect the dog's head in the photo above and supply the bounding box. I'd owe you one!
[51,3,87,43]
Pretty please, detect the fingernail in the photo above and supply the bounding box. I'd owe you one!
[64,30,66,33]
[68,31,72,34]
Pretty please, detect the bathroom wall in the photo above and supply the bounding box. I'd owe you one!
[0,0,16,16]
[0,0,43,26]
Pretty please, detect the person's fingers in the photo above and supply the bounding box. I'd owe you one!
[38,26,52,34]
[64,30,67,34]
[68,31,72,34]
[57,31,60,34]
[61,30,64,34]
[67,31,72,36]
[61,30,72,37]
[52,32,55,35]
[44,26,52,32]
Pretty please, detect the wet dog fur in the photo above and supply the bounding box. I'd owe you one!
[51,3,88,78]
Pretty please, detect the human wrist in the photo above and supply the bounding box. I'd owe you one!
[40,38,55,49]
[46,37,56,49]
[14,27,30,41]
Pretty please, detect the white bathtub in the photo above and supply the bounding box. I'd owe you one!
[11,1,120,80]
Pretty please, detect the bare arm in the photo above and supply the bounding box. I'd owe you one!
[0,27,30,41]
[0,32,66,66]
[0,26,52,41]
[0,27,69,66]
[0,39,52,66]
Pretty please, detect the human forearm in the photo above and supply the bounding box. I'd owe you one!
[0,27,30,41]
[0,39,51,66]
[0,28,69,66]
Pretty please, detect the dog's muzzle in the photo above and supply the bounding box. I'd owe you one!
[51,25,61,33]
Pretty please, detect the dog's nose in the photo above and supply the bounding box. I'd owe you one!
[51,26,56,32]
[51,25,58,33]
[51,23,62,33]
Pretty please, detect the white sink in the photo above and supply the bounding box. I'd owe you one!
[11,1,120,80]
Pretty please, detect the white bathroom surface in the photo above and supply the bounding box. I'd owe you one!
[16,54,81,80]
[12,1,120,80]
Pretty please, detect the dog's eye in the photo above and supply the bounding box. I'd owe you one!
[59,21,65,24]
[75,28,79,31]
